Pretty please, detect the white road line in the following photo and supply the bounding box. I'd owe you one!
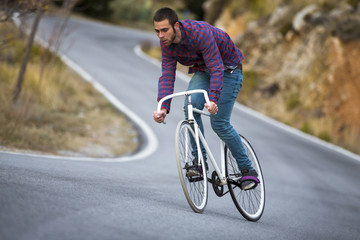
[1,17,158,162]
[2,52,159,162]
[134,45,360,162]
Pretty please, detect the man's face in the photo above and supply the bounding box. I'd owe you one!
[154,19,176,46]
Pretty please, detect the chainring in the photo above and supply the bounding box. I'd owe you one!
[211,171,224,197]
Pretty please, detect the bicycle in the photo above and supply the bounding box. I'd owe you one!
[157,89,265,221]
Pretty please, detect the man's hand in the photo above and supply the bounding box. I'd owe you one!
[205,102,218,115]
[153,109,167,123]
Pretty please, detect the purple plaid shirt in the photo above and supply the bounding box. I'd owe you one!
[157,19,244,112]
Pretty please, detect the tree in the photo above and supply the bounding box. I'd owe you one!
[0,0,31,22]
[13,6,45,102]
[4,0,79,102]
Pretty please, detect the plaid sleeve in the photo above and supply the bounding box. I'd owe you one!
[197,26,224,103]
[157,45,177,113]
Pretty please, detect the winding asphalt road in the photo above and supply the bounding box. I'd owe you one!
[1,16,360,240]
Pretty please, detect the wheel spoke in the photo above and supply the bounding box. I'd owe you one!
[176,121,208,213]
[225,135,265,221]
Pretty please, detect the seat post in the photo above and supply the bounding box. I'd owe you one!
[187,94,195,123]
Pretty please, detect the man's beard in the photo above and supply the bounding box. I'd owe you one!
[165,28,176,45]
[170,28,176,44]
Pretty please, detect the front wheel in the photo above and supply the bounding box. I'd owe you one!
[175,120,208,213]
[225,134,265,221]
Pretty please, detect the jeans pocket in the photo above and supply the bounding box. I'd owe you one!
[225,71,242,97]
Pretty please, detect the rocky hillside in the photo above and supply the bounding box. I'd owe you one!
[215,1,360,154]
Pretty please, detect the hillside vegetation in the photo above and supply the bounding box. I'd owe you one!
[144,0,360,154]
[0,21,138,157]
[219,0,360,154]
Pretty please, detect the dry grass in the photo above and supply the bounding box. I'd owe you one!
[0,22,138,157]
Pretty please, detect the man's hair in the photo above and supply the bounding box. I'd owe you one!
[153,7,178,28]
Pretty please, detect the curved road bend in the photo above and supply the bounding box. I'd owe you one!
[1,16,360,240]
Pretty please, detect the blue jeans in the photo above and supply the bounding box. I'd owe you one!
[184,69,252,170]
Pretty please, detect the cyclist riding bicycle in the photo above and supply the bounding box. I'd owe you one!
[152,7,258,190]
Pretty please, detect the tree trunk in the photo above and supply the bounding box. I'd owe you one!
[13,9,43,103]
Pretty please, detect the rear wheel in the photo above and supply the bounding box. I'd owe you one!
[225,134,265,221]
[175,120,208,213]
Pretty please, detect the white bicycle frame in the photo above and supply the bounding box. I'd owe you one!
[157,90,228,185]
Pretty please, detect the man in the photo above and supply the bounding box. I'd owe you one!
[152,7,257,190]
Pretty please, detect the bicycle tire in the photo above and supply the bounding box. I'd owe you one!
[175,120,208,213]
[225,134,265,221]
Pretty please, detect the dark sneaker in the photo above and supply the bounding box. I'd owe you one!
[186,167,201,177]
[239,169,259,191]
[183,159,208,177]
[193,158,208,172]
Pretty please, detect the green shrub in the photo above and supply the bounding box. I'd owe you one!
[242,70,260,98]
[111,0,151,22]
[243,70,259,89]
[318,131,331,142]
[301,121,312,134]
[286,93,300,111]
